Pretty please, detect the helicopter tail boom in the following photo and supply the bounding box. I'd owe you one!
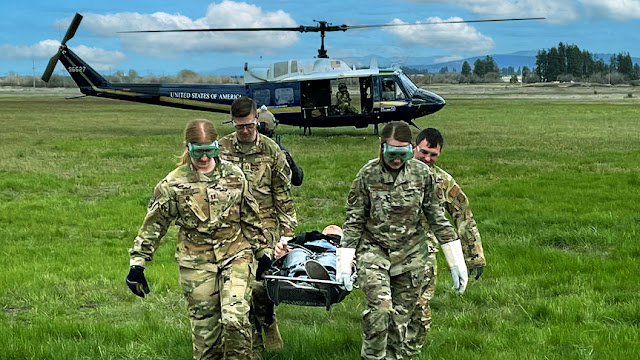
[57,46,110,93]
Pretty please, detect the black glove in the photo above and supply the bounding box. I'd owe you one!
[256,255,272,281]
[470,266,484,280]
[126,265,150,298]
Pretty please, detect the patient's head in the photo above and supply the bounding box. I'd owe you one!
[322,225,343,240]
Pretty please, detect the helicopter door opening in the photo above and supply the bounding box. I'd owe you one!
[330,79,360,116]
[300,80,332,118]
[359,77,373,114]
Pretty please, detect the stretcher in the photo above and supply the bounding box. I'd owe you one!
[264,245,356,310]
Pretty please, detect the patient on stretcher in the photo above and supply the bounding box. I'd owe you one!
[274,225,342,280]
[265,225,356,309]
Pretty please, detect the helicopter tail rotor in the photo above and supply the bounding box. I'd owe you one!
[41,53,61,83]
[42,13,83,82]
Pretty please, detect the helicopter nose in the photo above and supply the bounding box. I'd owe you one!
[412,89,446,116]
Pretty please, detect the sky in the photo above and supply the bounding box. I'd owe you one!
[2,0,640,77]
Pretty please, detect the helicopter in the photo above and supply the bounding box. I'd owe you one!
[42,13,543,134]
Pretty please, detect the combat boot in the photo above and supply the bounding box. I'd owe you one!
[264,320,284,351]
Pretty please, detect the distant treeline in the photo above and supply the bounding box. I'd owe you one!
[404,43,640,85]
[535,43,639,83]
[0,69,242,88]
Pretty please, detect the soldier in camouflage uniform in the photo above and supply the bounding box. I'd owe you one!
[256,105,304,186]
[218,97,297,352]
[336,83,358,115]
[414,127,485,269]
[126,119,270,360]
[404,127,486,354]
[342,121,467,360]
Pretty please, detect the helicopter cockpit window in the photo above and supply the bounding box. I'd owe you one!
[275,88,294,105]
[382,78,396,101]
[253,89,270,107]
[398,73,417,97]
[394,82,405,99]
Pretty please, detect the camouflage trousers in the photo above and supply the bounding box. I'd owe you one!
[250,226,278,352]
[249,279,276,351]
[338,102,358,115]
[406,253,437,355]
[357,254,435,360]
[179,252,254,360]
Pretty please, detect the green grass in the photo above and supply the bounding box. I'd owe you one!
[1,93,639,359]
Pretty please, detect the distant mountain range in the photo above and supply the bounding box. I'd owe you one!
[343,51,640,73]
[208,51,640,76]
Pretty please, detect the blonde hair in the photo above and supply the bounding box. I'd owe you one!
[178,119,218,165]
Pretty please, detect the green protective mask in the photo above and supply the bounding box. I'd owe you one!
[188,141,219,159]
[382,143,413,162]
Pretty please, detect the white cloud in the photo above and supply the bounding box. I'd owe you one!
[71,45,128,71]
[435,55,464,63]
[579,0,640,21]
[0,40,61,60]
[56,1,300,57]
[407,0,640,22]
[405,0,578,24]
[384,17,496,53]
[0,40,127,73]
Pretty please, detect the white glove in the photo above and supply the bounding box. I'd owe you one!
[441,240,468,294]
[336,248,356,291]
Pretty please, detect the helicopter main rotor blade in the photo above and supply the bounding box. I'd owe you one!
[61,13,83,45]
[344,17,545,30]
[119,26,306,34]
[120,17,544,34]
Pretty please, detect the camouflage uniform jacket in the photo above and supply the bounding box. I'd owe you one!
[218,133,297,243]
[425,165,486,268]
[342,158,457,276]
[336,90,351,106]
[129,161,270,271]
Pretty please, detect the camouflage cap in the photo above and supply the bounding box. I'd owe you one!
[338,83,347,91]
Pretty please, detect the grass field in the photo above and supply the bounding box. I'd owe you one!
[1,85,639,359]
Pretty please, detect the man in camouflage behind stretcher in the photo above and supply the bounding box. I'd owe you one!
[408,127,486,353]
[219,96,297,353]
